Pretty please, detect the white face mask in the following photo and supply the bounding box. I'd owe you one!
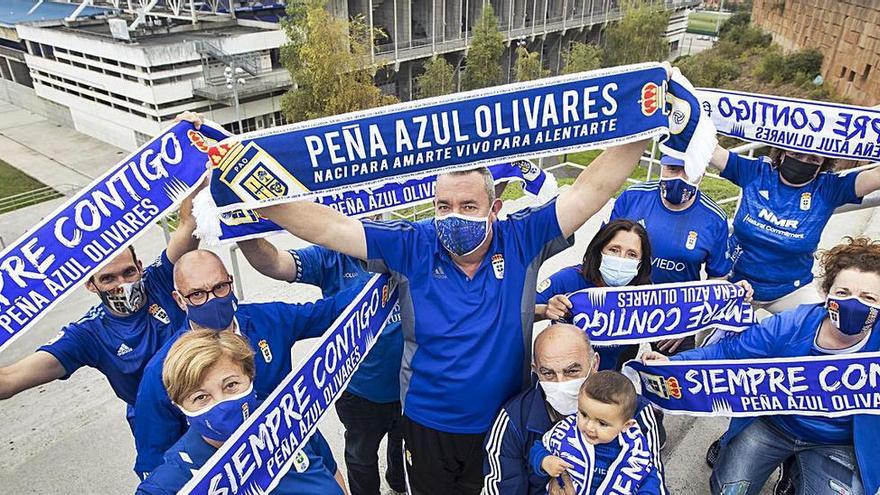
[539,376,588,416]
[599,253,640,287]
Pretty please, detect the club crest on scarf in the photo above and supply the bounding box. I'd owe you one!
[208,141,309,202]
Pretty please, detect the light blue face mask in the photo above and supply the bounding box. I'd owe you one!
[179,384,257,442]
[435,213,490,257]
[599,253,640,287]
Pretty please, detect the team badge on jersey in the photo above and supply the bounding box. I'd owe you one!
[292,450,311,473]
[686,231,698,250]
[537,278,551,293]
[258,339,273,363]
[491,254,505,280]
[148,304,171,325]
[800,192,812,211]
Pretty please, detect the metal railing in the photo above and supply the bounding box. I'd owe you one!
[0,185,73,215]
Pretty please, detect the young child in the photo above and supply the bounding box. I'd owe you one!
[529,370,661,495]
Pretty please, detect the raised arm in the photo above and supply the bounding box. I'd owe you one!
[556,140,649,238]
[709,144,730,174]
[237,238,297,282]
[0,351,66,400]
[257,202,368,260]
[165,181,204,264]
[855,165,880,198]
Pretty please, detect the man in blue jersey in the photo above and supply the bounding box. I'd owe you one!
[610,155,733,355]
[0,191,201,448]
[132,249,357,475]
[238,237,405,495]
[255,139,650,494]
[482,323,665,495]
[710,145,880,313]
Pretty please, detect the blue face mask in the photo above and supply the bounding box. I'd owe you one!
[180,384,257,442]
[435,213,490,257]
[187,293,238,330]
[659,176,699,205]
[599,253,640,287]
[827,296,880,336]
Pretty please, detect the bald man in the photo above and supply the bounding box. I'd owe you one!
[132,249,358,476]
[481,324,667,495]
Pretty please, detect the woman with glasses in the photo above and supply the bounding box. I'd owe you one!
[132,249,360,477]
[710,145,880,314]
[137,329,347,494]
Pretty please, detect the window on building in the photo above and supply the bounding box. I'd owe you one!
[848,70,856,82]
[840,66,847,78]
[863,65,872,81]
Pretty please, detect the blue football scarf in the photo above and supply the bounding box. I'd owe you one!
[192,62,718,237]
[179,273,398,494]
[0,121,228,353]
[567,280,756,347]
[214,160,558,243]
[542,416,653,495]
[699,88,880,161]
[625,352,880,418]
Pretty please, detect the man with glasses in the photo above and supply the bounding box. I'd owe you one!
[0,190,202,473]
[132,249,358,476]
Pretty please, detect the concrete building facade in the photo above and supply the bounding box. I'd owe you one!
[752,0,880,106]
[1,0,697,151]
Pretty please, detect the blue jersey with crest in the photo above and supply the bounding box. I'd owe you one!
[721,153,861,301]
[362,199,572,433]
[38,250,184,407]
[609,182,732,283]
[133,294,355,474]
[136,427,341,495]
[291,245,403,404]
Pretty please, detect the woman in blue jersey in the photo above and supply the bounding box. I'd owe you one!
[535,219,652,371]
[137,329,345,495]
[712,145,880,314]
[643,237,880,495]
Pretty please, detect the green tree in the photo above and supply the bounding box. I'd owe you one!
[462,3,504,90]
[601,1,670,66]
[562,42,602,74]
[514,45,549,82]
[416,55,456,98]
[280,0,397,123]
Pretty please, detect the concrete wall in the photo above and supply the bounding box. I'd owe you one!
[752,0,880,106]
[0,78,74,128]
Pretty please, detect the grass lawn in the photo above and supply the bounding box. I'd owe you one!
[687,10,731,35]
[0,159,51,199]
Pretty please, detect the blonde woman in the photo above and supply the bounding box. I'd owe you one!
[136,329,346,494]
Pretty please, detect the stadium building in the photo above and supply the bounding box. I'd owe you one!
[0,0,697,150]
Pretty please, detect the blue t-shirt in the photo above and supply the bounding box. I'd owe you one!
[609,182,732,283]
[133,295,354,474]
[136,427,341,495]
[363,199,571,433]
[721,153,861,301]
[291,245,403,404]
[535,266,622,371]
[38,251,184,407]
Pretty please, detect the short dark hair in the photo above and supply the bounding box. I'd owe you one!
[769,148,835,172]
[442,167,495,203]
[581,219,652,286]
[581,370,638,420]
[817,236,880,295]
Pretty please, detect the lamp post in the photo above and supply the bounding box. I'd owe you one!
[224,65,246,132]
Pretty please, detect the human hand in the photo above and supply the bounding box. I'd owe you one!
[544,295,572,321]
[541,455,573,478]
[656,338,685,354]
[174,111,205,129]
[734,280,754,303]
[548,471,577,495]
[641,351,671,364]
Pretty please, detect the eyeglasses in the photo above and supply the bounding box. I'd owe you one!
[179,278,234,306]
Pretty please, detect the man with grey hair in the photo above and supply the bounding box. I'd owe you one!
[482,324,666,495]
[252,137,650,493]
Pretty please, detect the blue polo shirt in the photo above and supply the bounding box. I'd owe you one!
[363,199,572,434]
[535,266,621,371]
[133,295,354,474]
[291,245,403,404]
[721,153,861,301]
[38,251,184,407]
[136,427,341,495]
[609,182,732,283]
